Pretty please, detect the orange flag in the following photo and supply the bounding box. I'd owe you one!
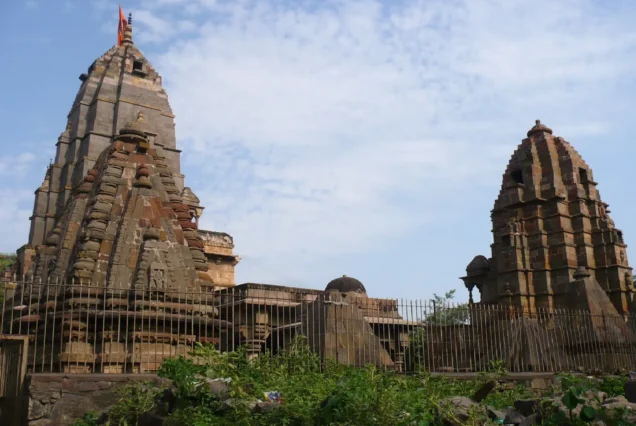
[117,6,127,46]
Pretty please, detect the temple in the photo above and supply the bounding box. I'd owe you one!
[5,16,413,374]
[6,9,636,380]
[16,15,239,288]
[462,120,634,317]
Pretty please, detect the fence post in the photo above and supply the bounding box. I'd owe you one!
[601,311,608,371]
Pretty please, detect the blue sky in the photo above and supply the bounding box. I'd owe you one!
[1,0,635,302]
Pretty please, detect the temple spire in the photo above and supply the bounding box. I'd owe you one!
[122,12,133,45]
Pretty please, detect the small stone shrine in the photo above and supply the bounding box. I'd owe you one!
[462,121,636,372]
[215,276,415,370]
[462,120,634,316]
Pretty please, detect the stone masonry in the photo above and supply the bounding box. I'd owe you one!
[462,120,634,316]
[16,17,239,288]
[27,22,180,250]
[6,18,241,375]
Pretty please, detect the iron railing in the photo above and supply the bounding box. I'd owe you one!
[1,280,635,374]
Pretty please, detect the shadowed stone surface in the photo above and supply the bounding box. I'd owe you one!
[25,374,168,426]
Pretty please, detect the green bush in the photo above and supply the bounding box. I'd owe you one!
[151,336,533,425]
[87,338,631,425]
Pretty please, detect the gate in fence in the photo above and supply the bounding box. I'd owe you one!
[0,335,29,426]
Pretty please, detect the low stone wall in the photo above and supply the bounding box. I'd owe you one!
[18,372,574,425]
[25,374,167,426]
[428,372,555,391]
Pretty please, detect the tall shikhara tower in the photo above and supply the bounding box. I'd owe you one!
[462,120,634,316]
[17,15,239,288]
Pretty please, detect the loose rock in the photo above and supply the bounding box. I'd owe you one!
[514,399,540,416]
[625,379,636,403]
[439,396,487,426]
[502,407,526,425]
[253,401,278,414]
[473,381,496,402]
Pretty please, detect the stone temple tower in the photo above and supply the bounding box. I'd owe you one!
[462,120,634,316]
[16,16,239,288]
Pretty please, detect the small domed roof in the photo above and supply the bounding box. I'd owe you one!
[118,111,147,140]
[527,119,553,137]
[181,187,200,206]
[325,275,366,293]
[573,266,591,279]
[466,255,490,276]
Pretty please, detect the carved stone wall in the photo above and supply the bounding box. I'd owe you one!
[199,230,240,288]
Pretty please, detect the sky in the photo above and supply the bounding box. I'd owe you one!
[1,0,635,302]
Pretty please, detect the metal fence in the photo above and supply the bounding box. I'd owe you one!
[1,280,635,375]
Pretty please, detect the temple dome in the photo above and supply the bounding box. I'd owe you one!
[527,119,553,137]
[325,275,367,293]
[181,187,200,206]
[466,255,490,276]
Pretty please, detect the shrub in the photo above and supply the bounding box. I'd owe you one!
[88,336,633,425]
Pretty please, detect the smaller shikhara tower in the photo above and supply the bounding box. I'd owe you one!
[462,120,634,316]
[16,15,239,289]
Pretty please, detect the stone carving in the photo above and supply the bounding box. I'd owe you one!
[149,262,167,291]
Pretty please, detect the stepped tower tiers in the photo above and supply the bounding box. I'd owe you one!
[462,120,634,316]
[17,16,240,288]
[27,16,181,249]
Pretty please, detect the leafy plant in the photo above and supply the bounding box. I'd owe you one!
[107,383,159,425]
[424,290,470,325]
[541,374,632,425]
[599,375,627,397]
[87,337,635,426]
[71,411,103,426]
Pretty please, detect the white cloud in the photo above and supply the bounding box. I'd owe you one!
[131,9,198,43]
[136,0,636,285]
[0,189,34,254]
[0,153,37,177]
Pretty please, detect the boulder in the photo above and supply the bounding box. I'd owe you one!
[192,375,232,400]
[518,413,537,426]
[502,407,526,425]
[625,379,636,403]
[487,406,504,421]
[583,389,607,404]
[27,420,54,426]
[204,378,231,400]
[138,412,168,426]
[472,381,496,402]
[28,399,45,420]
[253,401,278,414]
[439,396,487,426]
[514,399,540,416]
